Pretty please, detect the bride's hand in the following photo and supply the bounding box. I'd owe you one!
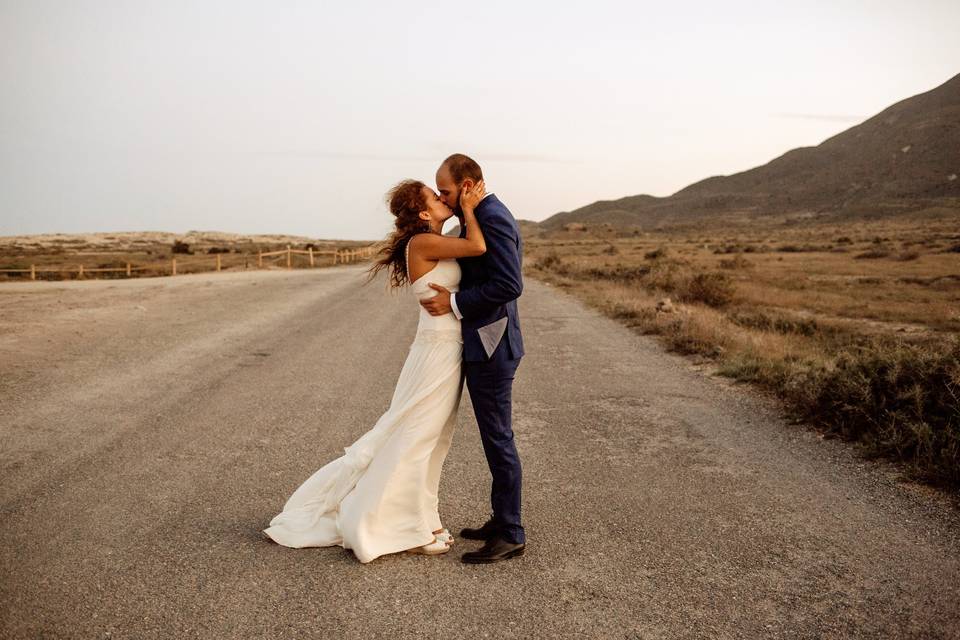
[459,180,485,212]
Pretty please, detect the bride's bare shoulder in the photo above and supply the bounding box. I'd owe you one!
[408,232,431,248]
[407,232,435,258]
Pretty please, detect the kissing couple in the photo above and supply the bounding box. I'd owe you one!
[263,153,527,564]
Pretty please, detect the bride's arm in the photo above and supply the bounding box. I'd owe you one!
[411,181,486,260]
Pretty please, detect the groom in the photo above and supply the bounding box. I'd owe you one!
[420,153,527,564]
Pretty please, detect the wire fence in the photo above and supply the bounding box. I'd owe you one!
[0,244,378,281]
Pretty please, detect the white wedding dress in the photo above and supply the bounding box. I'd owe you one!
[263,248,464,563]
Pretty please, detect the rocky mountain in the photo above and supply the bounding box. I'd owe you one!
[540,73,960,230]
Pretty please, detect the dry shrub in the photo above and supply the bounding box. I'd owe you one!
[719,254,752,269]
[534,251,564,271]
[645,247,668,259]
[658,307,731,358]
[895,250,920,261]
[607,301,659,331]
[581,264,652,281]
[713,244,745,254]
[719,242,775,254]
[570,259,735,308]
[855,246,892,259]
[802,336,960,488]
[610,302,641,320]
[777,244,831,253]
[728,310,819,336]
[96,260,127,269]
[676,271,736,308]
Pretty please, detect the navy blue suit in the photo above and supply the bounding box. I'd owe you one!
[454,194,526,545]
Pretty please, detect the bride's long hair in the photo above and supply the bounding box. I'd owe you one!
[365,179,432,289]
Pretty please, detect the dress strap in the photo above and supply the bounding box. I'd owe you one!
[405,237,411,283]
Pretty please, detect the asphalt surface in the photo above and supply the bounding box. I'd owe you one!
[1,264,959,639]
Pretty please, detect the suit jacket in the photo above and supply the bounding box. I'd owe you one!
[455,194,525,363]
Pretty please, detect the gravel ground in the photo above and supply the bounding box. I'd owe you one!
[1,265,958,639]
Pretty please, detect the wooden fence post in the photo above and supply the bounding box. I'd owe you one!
[308,247,314,267]
[30,264,35,280]
[126,262,131,276]
[172,258,177,276]
[216,254,221,272]
[286,245,292,269]
[78,264,84,279]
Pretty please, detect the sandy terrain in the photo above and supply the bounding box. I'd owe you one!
[1,265,959,638]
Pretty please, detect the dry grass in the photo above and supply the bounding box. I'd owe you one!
[524,214,960,489]
[0,231,371,281]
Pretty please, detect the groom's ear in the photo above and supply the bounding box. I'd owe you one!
[460,178,474,192]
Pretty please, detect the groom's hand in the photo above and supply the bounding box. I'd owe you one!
[420,283,452,316]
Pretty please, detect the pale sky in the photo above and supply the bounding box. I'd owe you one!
[1,0,958,240]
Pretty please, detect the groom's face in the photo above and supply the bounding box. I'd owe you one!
[436,165,466,216]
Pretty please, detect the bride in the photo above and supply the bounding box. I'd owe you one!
[262,177,487,563]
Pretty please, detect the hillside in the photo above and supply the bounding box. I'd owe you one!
[540,73,960,231]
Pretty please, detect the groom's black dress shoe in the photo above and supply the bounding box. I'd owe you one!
[459,519,500,541]
[460,536,526,564]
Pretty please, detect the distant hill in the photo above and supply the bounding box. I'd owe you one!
[0,230,366,253]
[516,219,542,235]
[539,73,960,231]
[447,218,541,238]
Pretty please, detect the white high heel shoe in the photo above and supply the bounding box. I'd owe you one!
[408,535,450,555]
[435,528,454,546]
[407,529,454,555]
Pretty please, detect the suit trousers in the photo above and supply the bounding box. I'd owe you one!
[462,336,526,545]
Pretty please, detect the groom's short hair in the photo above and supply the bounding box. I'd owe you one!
[441,153,483,185]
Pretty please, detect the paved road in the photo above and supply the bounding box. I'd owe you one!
[1,265,959,639]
